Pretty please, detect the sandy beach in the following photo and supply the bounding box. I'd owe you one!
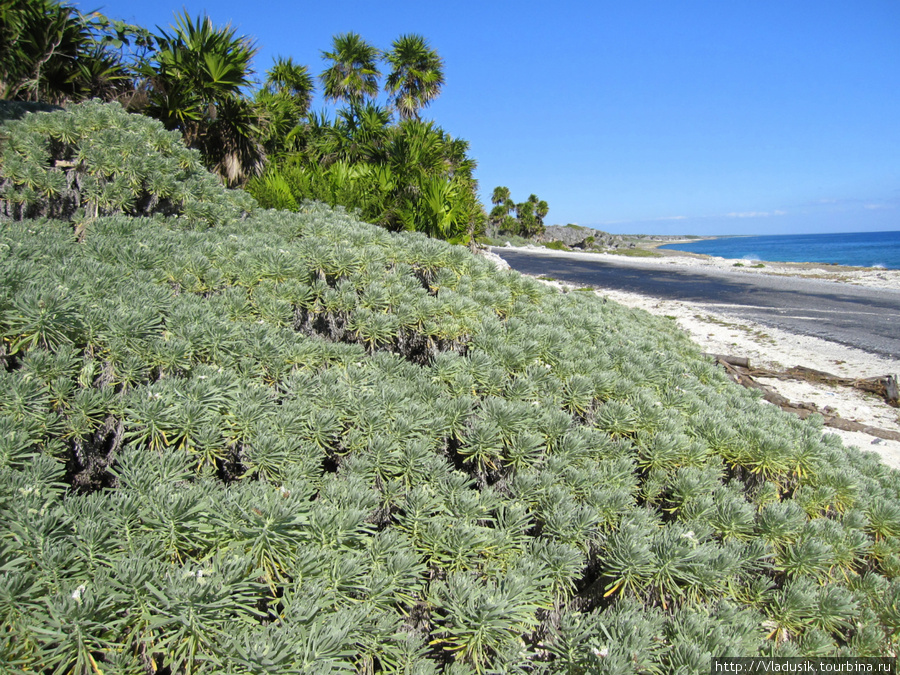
[486,245,900,469]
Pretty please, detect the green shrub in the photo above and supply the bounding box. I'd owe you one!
[610,247,662,257]
[0,100,255,227]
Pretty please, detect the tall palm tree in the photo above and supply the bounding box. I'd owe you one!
[491,186,511,209]
[256,56,314,156]
[489,186,514,233]
[263,57,314,112]
[527,193,549,231]
[146,12,256,141]
[384,34,444,120]
[143,11,261,185]
[516,199,537,237]
[319,32,380,107]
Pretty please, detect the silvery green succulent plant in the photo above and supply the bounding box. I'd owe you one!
[2,100,900,673]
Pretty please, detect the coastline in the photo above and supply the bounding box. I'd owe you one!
[485,245,900,469]
[492,243,900,291]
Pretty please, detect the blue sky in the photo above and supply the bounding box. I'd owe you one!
[79,0,900,235]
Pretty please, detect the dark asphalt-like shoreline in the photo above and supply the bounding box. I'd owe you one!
[494,248,900,362]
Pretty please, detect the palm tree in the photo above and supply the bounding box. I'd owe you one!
[319,32,380,107]
[0,0,131,103]
[334,102,392,164]
[488,186,517,234]
[146,12,256,139]
[255,56,314,156]
[384,34,444,120]
[263,56,314,112]
[534,195,549,228]
[525,193,549,235]
[143,11,261,185]
[491,186,511,208]
[515,199,536,237]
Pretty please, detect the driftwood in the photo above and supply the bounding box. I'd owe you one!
[711,355,900,442]
[704,353,751,369]
[703,354,900,408]
[750,366,898,408]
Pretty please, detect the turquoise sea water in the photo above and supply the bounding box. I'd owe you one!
[658,230,900,270]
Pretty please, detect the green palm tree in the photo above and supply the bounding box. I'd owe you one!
[255,56,314,156]
[491,186,511,208]
[488,187,518,234]
[534,195,549,228]
[319,32,380,107]
[0,0,131,103]
[384,34,444,120]
[143,11,261,185]
[522,193,548,236]
[334,102,392,164]
[263,56,314,112]
[515,199,536,237]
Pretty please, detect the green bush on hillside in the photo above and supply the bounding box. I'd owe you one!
[0,99,255,227]
[543,240,568,251]
[1,103,900,673]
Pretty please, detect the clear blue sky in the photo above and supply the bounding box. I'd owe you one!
[79,0,900,236]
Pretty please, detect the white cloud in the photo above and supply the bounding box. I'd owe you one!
[725,211,772,218]
[721,209,787,218]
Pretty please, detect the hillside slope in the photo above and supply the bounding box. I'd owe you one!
[1,102,899,674]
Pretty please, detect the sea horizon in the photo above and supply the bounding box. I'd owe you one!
[659,229,900,270]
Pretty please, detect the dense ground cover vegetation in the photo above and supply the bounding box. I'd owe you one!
[0,100,254,225]
[1,102,900,673]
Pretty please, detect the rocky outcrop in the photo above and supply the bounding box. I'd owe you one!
[540,225,627,249]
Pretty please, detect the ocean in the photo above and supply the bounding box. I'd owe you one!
[658,230,900,270]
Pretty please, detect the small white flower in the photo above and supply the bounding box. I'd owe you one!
[591,646,609,658]
[72,584,86,602]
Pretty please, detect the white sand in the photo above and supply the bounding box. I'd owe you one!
[484,245,900,469]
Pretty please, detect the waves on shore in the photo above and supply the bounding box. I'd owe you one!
[660,230,900,269]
